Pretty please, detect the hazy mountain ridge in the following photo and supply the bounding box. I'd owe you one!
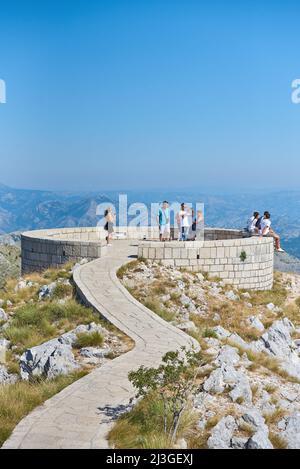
[0,183,299,257]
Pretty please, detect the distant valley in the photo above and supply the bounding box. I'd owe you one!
[0,183,300,258]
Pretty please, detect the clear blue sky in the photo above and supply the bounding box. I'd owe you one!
[0,0,299,192]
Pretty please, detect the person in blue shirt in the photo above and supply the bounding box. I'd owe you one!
[157,201,170,241]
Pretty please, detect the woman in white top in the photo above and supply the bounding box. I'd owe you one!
[260,211,284,252]
[176,203,190,241]
[104,207,115,246]
[247,211,260,235]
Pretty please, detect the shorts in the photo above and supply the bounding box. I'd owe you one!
[160,223,170,236]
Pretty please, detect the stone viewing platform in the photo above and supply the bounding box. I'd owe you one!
[21,226,274,290]
[138,229,274,290]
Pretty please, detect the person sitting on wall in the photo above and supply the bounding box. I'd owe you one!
[247,211,260,235]
[157,201,170,241]
[260,211,284,252]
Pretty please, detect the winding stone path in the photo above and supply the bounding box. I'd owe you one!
[3,241,196,449]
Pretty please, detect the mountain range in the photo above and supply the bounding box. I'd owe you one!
[0,183,300,258]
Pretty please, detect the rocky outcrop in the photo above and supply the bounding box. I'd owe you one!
[20,339,79,380]
[0,365,18,385]
[207,416,237,449]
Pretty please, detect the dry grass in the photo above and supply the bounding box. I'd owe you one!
[228,341,300,384]
[238,422,255,438]
[117,259,146,279]
[108,392,197,449]
[264,408,287,426]
[269,432,288,449]
[248,272,288,307]
[250,384,260,398]
[143,299,176,322]
[264,384,277,394]
[73,331,104,349]
[3,300,100,352]
[0,370,88,447]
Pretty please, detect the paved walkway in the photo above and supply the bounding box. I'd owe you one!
[3,241,196,449]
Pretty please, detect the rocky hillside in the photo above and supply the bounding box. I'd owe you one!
[1,182,300,256]
[0,183,116,233]
[274,251,300,274]
[0,245,20,289]
[118,260,300,449]
[0,261,133,445]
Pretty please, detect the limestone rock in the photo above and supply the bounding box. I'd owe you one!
[214,345,240,367]
[229,373,252,405]
[14,279,33,292]
[246,431,273,449]
[0,308,8,322]
[239,408,268,433]
[281,412,300,449]
[38,282,57,300]
[177,321,198,333]
[225,290,240,301]
[80,347,110,358]
[207,416,237,449]
[241,292,251,299]
[0,365,18,385]
[212,326,231,340]
[247,316,264,332]
[20,339,78,380]
[230,436,248,449]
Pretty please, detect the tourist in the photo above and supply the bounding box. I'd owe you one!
[247,211,260,234]
[255,211,268,231]
[176,203,190,241]
[157,201,170,241]
[260,211,284,252]
[189,209,204,240]
[104,207,115,246]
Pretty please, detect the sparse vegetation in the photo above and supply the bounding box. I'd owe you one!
[110,347,201,449]
[73,331,104,349]
[143,300,176,322]
[3,300,100,351]
[109,392,197,449]
[269,432,288,449]
[114,259,300,449]
[0,370,88,447]
[240,251,247,262]
[202,328,218,339]
[264,408,287,426]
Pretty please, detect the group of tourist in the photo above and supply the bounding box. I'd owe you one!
[246,211,284,252]
[103,204,284,253]
[157,201,204,241]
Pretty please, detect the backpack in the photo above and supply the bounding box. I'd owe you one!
[255,216,263,230]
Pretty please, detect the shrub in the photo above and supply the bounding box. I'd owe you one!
[51,283,73,299]
[202,328,218,339]
[144,300,176,322]
[128,347,201,444]
[240,251,247,262]
[73,331,104,349]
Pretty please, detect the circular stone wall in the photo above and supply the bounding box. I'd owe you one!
[21,227,274,290]
[21,226,159,273]
[138,229,274,290]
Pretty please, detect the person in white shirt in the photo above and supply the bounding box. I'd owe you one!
[176,203,190,241]
[247,211,260,234]
[260,211,284,252]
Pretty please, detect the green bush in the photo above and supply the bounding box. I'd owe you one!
[73,331,104,349]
